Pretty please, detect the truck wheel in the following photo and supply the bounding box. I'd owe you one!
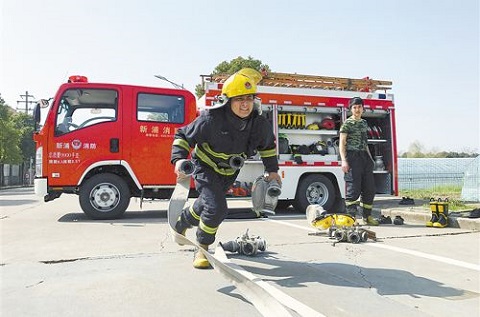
[293,174,336,213]
[79,173,130,220]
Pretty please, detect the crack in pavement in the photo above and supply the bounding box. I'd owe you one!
[38,252,165,265]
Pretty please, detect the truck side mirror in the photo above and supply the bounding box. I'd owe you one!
[33,103,41,131]
[33,99,50,131]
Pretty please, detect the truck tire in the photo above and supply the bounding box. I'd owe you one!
[79,173,130,220]
[293,174,336,213]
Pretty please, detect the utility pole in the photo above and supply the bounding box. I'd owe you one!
[17,91,35,114]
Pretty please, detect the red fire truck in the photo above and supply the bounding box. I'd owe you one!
[33,73,397,219]
[201,72,397,213]
[33,75,197,219]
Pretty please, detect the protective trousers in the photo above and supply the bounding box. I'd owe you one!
[344,150,376,217]
[180,164,238,245]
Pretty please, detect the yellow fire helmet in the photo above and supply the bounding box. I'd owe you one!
[312,214,356,230]
[211,68,262,109]
[306,204,355,229]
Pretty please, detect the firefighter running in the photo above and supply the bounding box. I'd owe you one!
[170,68,282,269]
[339,97,379,226]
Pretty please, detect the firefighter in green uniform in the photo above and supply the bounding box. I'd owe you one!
[339,97,379,225]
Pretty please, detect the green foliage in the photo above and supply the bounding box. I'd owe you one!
[211,56,270,75]
[0,97,23,164]
[399,185,471,211]
[195,56,271,98]
[0,96,35,164]
[11,112,35,161]
[399,140,478,158]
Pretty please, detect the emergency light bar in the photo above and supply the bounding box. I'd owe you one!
[68,75,88,83]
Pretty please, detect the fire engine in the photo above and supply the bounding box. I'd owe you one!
[33,73,397,219]
[200,72,397,214]
[33,75,197,219]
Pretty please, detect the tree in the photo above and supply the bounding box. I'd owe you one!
[0,97,23,164]
[11,112,35,162]
[195,56,271,98]
[399,140,479,158]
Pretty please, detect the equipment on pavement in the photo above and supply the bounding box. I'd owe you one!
[221,229,267,256]
[306,204,376,244]
[306,204,356,229]
[427,198,449,228]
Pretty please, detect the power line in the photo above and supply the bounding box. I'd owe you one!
[17,91,35,114]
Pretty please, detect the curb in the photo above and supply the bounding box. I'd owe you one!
[377,207,480,231]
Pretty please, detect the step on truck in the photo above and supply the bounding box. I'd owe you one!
[33,72,398,219]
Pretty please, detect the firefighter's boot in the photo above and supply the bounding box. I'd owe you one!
[362,208,379,226]
[346,204,358,218]
[432,199,449,228]
[426,206,439,227]
[193,244,211,269]
[433,208,448,228]
[174,211,192,246]
[426,215,439,227]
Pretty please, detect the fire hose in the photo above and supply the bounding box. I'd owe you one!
[168,161,323,317]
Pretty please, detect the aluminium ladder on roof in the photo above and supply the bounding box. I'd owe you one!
[205,71,392,92]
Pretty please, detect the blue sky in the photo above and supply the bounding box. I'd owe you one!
[1,0,479,153]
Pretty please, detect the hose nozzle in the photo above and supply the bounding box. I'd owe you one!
[229,156,245,170]
[179,160,195,175]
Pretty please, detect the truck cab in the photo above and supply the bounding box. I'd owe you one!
[33,76,197,219]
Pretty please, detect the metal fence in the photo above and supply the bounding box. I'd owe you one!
[0,162,34,187]
[397,158,478,193]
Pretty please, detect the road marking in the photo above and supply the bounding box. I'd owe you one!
[263,218,318,233]
[169,182,324,317]
[265,218,480,272]
[367,243,480,271]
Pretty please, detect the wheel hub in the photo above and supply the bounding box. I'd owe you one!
[307,182,326,204]
[90,183,119,211]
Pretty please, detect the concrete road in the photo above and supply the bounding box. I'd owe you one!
[1,188,479,317]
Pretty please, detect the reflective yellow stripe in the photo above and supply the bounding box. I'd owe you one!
[195,146,237,176]
[189,205,200,221]
[259,148,276,158]
[199,220,218,235]
[345,200,359,206]
[173,138,190,151]
[360,203,373,209]
[202,143,245,160]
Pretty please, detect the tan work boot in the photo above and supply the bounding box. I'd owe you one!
[193,244,211,269]
[362,215,379,226]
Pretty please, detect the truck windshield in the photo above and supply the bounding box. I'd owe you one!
[55,89,117,136]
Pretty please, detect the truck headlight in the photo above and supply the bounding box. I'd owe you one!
[35,146,43,176]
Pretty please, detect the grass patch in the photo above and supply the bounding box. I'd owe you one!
[399,185,473,211]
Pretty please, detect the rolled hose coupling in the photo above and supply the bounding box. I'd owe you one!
[221,229,266,256]
[251,175,282,215]
[330,226,369,244]
[267,179,282,197]
[178,160,195,175]
[229,155,245,170]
